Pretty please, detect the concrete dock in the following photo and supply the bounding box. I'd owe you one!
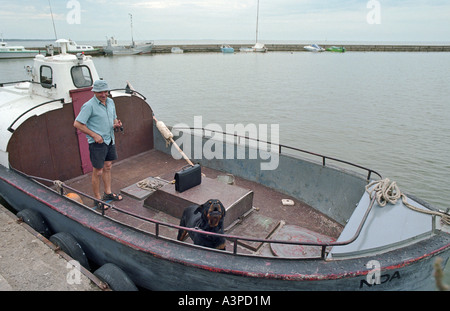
[0,204,102,291]
[28,43,450,56]
[150,43,450,53]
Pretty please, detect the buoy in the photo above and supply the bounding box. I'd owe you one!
[65,192,83,204]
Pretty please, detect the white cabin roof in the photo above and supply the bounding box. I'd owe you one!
[0,40,100,166]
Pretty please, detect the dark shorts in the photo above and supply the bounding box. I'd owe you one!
[89,142,118,169]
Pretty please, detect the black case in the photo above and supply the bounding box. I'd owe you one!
[174,164,202,192]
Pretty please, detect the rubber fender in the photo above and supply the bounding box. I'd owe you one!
[49,232,90,270]
[94,263,138,291]
[17,209,51,238]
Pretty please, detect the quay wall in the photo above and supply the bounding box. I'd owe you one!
[29,43,450,55]
[150,44,450,53]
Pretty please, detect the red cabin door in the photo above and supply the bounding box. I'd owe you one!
[70,87,93,174]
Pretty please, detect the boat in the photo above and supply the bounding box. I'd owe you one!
[103,14,153,56]
[239,47,254,53]
[326,46,346,53]
[0,39,449,291]
[171,47,183,54]
[0,41,40,59]
[67,39,100,55]
[252,42,267,52]
[239,0,267,53]
[304,44,325,52]
[104,36,153,56]
[220,44,234,53]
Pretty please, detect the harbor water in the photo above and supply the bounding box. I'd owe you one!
[1,50,450,287]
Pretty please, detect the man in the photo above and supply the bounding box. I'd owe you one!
[74,80,123,210]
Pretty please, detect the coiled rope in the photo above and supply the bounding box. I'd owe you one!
[365,178,450,226]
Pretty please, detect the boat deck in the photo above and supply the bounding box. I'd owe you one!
[64,149,344,256]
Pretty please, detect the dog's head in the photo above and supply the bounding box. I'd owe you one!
[195,199,226,228]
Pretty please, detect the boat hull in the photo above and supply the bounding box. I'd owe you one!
[1,164,448,291]
[104,44,153,56]
[0,51,40,59]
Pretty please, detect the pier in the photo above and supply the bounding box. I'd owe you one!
[25,43,450,56]
[151,43,450,53]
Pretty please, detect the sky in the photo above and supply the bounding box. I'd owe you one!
[1,0,449,43]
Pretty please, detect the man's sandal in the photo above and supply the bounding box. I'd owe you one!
[103,192,123,201]
[93,200,109,211]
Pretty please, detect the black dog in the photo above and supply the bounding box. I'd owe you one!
[177,199,226,250]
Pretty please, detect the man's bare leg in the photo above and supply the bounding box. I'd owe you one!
[102,161,113,196]
[92,167,103,200]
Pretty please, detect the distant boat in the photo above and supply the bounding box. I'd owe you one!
[252,42,267,52]
[304,44,325,52]
[220,44,234,53]
[0,41,40,59]
[171,47,183,54]
[103,14,154,56]
[104,36,153,56]
[67,39,99,55]
[239,47,254,53]
[239,0,267,53]
[326,46,346,53]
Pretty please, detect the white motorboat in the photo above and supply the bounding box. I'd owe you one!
[0,41,40,59]
[171,47,183,54]
[304,44,325,52]
[67,39,99,54]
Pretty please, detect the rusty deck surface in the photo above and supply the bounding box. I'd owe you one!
[64,149,344,255]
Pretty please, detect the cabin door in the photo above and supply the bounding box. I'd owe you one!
[70,87,93,174]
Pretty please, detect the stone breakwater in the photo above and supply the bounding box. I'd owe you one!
[26,43,450,56]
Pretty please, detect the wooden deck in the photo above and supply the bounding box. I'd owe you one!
[64,149,344,256]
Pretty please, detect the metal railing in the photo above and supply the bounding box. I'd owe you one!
[13,137,378,260]
[171,126,382,181]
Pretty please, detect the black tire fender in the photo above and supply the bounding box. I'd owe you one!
[94,263,138,291]
[17,209,51,238]
[49,232,90,270]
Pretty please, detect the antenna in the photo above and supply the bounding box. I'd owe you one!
[129,13,135,47]
[48,0,58,39]
[255,0,260,43]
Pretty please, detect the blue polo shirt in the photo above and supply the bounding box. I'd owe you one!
[75,96,117,145]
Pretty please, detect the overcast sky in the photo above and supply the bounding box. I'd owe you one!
[1,0,449,42]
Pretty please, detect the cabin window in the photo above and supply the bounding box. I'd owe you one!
[71,65,93,88]
[40,65,53,88]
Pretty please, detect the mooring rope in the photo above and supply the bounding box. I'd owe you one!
[365,178,450,225]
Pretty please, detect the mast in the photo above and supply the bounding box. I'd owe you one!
[129,13,135,47]
[255,0,260,43]
[48,0,58,39]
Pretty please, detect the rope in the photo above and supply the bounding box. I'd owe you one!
[365,178,450,225]
[136,178,167,191]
